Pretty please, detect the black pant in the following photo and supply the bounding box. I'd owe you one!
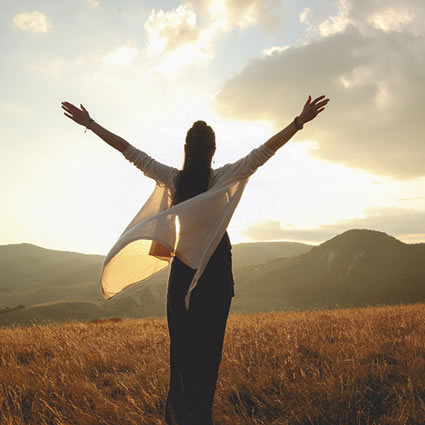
[164,244,234,425]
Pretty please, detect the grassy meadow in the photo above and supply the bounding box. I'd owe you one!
[1,303,424,425]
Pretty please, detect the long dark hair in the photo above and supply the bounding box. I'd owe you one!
[172,120,216,205]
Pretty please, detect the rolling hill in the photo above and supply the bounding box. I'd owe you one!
[0,240,312,326]
[1,229,424,326]
[231,229,425,312]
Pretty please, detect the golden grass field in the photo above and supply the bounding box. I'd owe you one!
[1,303,424,425]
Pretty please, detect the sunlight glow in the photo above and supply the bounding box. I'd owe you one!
[174,214,181,251]
[103,46,138,65]
[3,0,425,255]
[208,0,227,20]
[399,233,425,244]
[228,139,408,244]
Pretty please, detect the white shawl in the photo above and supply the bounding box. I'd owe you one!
[100,143,275,309]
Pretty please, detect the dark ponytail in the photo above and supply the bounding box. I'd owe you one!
[172,121,216,205]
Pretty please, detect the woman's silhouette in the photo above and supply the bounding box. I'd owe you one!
[61,95,329,425]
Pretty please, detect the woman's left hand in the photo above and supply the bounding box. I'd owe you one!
[61,101,91,127]
[299,95,330,126]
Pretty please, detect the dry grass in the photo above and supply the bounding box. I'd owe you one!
[1,303,424,425]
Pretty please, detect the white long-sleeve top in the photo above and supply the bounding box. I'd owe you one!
[100,143,275,310]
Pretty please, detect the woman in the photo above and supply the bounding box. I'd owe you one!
[61,94,329,424]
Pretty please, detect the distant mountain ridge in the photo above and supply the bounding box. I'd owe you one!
[232,229,425,312]
[1,230,424,327]
[0,243,105,306]
[0,240,312,316]
[231,241,310,269]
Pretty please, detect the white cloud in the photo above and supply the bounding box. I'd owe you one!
[212,0,425,179]
[143,1,284,74]
[13,11,50,34]
[103,46,138,65]
[262,45,289,56]
[318,1,349,37]
[319,14,348,37]
[332,0,422,36]
[145,4,202,57]
[368,8,414,32]
[299,7,310,24]
[194,0,282,30]
[144,4,215,73]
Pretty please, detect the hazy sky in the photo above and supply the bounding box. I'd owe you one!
[1,0,425,255]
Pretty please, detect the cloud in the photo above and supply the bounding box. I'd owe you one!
[209,0,281,30]
[262,45,289,56]
[299,7,310,24]
[192,0,282,30]
[212,0,425,179]
[368,8,414,32]
[345,0,422,35]
[13,11,50,34]
[243,207,425,243]
[144,4,214,72]
[103,46,138,65]
[145,5,201,57]
[143,1,284,73]
[319,13,349,37]
[318,0,418,36]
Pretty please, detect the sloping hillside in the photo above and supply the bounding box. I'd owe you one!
[0,243,105,307]
[0,240,311,325]
[2,230,424,326]
[232,229,425,312]
[231,241,311,268]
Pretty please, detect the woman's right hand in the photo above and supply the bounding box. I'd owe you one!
[61,101,91,126]
[298,95,329,126]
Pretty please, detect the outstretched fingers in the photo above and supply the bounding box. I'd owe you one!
[61,103,74,113]
[311,95,326,105]
[61,101,80,113]
[315,99,329,109]
[61,101,73,109]
[61,101,83,123]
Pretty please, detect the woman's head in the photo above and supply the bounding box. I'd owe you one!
[172,120,216,205]
[184,120,216,161]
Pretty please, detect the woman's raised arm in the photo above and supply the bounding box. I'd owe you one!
[61,101,130,153]
[213,94,330,183]
[61,101,178,188]
[264,95,330,152]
